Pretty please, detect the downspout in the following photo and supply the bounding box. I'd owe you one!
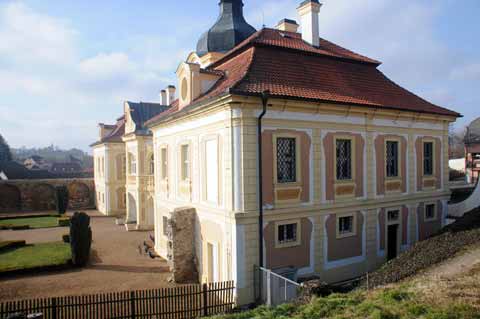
[258,90,270,271]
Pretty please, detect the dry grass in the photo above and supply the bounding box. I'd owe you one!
[415,258,480,310]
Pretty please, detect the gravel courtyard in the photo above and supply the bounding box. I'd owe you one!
[0,211,173,301]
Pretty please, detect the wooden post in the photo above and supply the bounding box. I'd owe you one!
[130,291,136,319]
[203,283,208,317]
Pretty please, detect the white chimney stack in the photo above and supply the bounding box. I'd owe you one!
[166,85,176,105]
[297,0,322,47]
[160,90,167,105]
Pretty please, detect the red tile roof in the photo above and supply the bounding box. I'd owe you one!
[90,116,125,146]
[147,28,460,126]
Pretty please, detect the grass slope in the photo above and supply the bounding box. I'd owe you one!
[0,216,60,229]
[366,207,480,288]
[0,242,71,272]
[210,287,478,319]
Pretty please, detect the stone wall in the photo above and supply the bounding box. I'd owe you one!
[0,178,95,213]
[166,207,198,283]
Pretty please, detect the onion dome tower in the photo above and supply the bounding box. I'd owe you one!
[196,0,256,57]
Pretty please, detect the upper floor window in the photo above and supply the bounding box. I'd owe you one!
[205,139,219,203]
[161,147,168,180]
[423,142,434,176]
[386,141,399,178]
[180,144,190,181]
[149,154,155,175]
[336,139,352,180]
[101,157,105,177]
[116,155,126,179]
[129,153,137,175]
[276,137,296,183]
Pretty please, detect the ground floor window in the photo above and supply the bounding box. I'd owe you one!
[275,220,301,248]
[337,214,356,238]
[425,203,437,221]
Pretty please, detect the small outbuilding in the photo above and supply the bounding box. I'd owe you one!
[465,118,480,184]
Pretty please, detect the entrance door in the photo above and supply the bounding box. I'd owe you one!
[387,224,399,261]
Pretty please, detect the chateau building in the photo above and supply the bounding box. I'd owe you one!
[93,0,460,305]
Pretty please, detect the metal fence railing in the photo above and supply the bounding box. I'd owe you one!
[255,266,302,306]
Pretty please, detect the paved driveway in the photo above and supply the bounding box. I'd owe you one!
[0,211,173,301]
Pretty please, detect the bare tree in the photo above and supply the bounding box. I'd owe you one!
[449,124,466,159]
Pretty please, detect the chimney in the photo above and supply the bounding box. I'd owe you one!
[166,85,176,105]
[160,90,167,105]
[297,0,322,47]
[276,19,299,33]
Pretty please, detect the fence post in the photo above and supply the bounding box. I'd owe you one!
[130,291,136,319]
[203,283,208,317]
[51,297,57,319]
[266,270,271,306]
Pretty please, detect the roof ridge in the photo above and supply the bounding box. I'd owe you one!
[229,47,257,94]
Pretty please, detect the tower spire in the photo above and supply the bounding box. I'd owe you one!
[196,0,256,57]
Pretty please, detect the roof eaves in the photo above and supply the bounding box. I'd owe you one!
[228,89,461,118]
[146,92,231,128]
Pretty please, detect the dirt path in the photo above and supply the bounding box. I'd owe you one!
[0,211,174,301]
[413,245,480,308]
[420,246,480,280]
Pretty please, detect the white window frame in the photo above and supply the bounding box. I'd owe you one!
[422,140,435,177]
[273,134,301,185]
[275,220,301,248]
[336,213,357,239]
[180,144,190,182]
[334,136,356,183]
[385,139,401,179]
[160,146,168,181]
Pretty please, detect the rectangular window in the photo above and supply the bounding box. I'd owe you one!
[149,154,155,175]
[181,144,190,181]
[276,137,296,183]
[129,154,137,175]
[386,141,399,177]
[162,216,169,236]
[423,142,434,176]
[205,139,219,203]
[277,223,297,244]
[161,148,168,180]
[336,139,352,180]
[338,215,354,235]
[425,204,436,221]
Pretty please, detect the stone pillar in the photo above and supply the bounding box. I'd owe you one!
[167,207,198,283]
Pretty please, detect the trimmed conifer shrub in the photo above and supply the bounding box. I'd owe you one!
[55,186,69,214]
[69,212,92,266]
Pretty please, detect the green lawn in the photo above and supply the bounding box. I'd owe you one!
[0,216,61,229]
[0,242,71,273]
[209,288,478,319]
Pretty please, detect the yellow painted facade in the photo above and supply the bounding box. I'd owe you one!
[146,94,455,305]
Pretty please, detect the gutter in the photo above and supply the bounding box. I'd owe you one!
[258,91,270,270]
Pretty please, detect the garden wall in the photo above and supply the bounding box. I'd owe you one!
[0,178,95,213]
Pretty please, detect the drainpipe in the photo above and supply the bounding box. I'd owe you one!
[258,90,270,271]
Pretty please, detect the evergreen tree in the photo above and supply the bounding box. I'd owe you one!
[0,134,13,163]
